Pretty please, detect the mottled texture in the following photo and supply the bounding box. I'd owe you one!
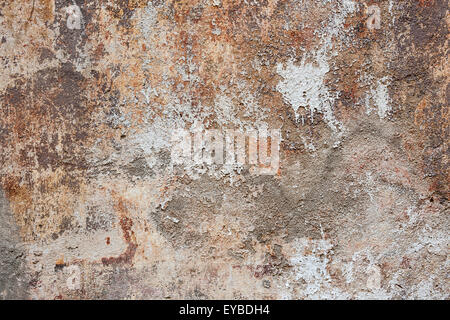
[0,0,448,299]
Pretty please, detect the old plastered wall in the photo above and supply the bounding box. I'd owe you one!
[0,0,448,299]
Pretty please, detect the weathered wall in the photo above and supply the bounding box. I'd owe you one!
[0,0,448,299]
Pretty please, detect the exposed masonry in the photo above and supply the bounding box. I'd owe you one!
[0,0,448,299]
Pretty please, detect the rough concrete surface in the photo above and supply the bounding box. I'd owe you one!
[0,0,448,299]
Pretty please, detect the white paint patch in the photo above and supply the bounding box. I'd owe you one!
[276,56,339,130]
[290,238,332,294]
[165,215,180,223]
[367,5,381,30]
[136,2,158,37]
[371,77,392,119]
[366,265,382,290]
[289,238,349,299]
